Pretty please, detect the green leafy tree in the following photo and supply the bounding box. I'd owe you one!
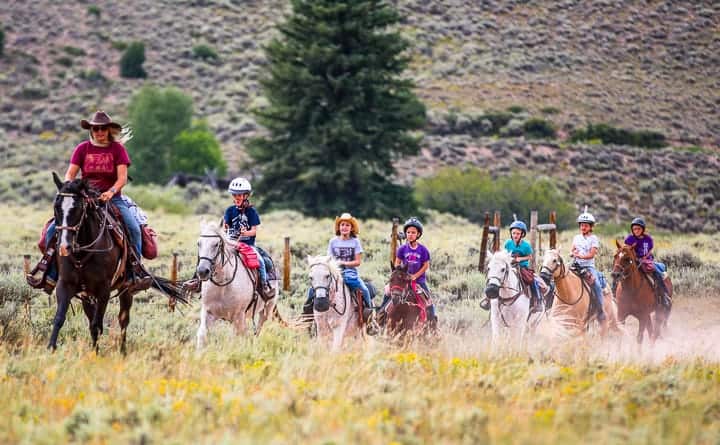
[248,0,426,218]
[120,41,147,78]
[171,121,227,177]
[128,87,225,183]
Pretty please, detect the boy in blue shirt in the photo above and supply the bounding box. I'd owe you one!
[504,220,542,312]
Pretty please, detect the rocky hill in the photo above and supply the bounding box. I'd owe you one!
[1,0,719,229]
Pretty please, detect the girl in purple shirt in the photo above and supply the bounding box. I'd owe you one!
[622,217,671,308]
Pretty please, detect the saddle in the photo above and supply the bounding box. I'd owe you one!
[236,242,260,269]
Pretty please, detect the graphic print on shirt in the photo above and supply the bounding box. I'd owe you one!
[229,212,251,241]
[334,246,356,263]
[83,153,114,173]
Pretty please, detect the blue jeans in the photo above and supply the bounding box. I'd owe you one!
[342,270,372,309]
[252,246,267,284]
[44,196,142,281]
[587,266,605,316]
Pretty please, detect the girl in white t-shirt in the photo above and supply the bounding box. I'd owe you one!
[571,209,606,321]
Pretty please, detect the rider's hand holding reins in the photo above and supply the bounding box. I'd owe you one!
[99,189,114,202]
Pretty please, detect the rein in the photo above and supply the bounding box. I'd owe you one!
[198,234,240,287]
[54,192,116,268]
[309,262,349,316]
[540,257,586,306]
[389,273,421,308]
[486,260,527,328]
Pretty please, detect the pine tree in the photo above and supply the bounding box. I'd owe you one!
[248,0,426,218]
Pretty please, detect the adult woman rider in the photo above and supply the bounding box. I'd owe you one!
[42,110,151,293]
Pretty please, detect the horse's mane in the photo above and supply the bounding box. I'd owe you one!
[489,250,513,264]
[307,255,341,280]
[200,221,237,254]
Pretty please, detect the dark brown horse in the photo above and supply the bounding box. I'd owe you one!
[611,240,672,345]
[49,174,186,353]
[384,263,433,339]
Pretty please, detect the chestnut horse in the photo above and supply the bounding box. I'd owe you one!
[611,241,672,344]
[384,263,430,339]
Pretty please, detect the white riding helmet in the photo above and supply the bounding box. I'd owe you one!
[228,177,252,195]
[576,206,596,225]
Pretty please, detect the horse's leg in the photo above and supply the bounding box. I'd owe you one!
[232,308,248,336]
[196,302,209,350]
[48,282,74,350]
[331,319,348,352]
[91,294,110,354]
[118,292,133,355]
[254,300,274,336]
[489,301,501,351]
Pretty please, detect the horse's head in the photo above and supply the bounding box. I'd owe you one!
[53,174,99,257]
[484,251,515,299]
[540,249,565,285]
[196,222,230,281]
[388,263,412,305]
[611,240,638,282]
[308,255,340,313]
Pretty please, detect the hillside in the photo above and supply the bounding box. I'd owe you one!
[1,0,719,229]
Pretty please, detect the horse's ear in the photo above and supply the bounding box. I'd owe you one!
[52,171,63,190]
[218,218,224,229]
[615,239,622,249]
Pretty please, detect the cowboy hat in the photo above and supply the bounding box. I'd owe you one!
[334,212,359,235]
[80,110,122,130]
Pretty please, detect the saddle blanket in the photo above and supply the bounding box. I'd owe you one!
[236,242,260,269]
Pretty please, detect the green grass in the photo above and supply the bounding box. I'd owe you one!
[0,205,718,443]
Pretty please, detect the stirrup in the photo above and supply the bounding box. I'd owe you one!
[479,297,490,311]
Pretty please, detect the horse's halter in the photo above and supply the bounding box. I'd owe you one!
[389,270,414,305]
[540,255,567,281]
[197,234,239,286]
[54,190,112,260]
[612,249,635,282]
[308,262,338,301]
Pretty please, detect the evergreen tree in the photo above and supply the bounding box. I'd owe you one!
[248,0,426,218]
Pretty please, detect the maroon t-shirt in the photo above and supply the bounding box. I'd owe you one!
[69,141,131,193]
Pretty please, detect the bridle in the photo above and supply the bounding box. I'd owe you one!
[197,234,240,287]
[54,190,115,266]
[540,254,586,306]
[485,259,523,305]
[389,270,417,306]
[612,249,635,283]
[309,262,348,316]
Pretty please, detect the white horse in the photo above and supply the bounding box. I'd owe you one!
[484,250,541,347]
[307,255,363,351]
[195,222,278,349]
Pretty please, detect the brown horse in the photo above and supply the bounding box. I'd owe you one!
[49,174,186,353]
[611,240,672,344]
[383,263,433,339]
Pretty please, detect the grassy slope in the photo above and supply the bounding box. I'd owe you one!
[1,205,720,443]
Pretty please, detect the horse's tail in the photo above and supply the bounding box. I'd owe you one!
[272,305,288,327]
[150,276,190,305]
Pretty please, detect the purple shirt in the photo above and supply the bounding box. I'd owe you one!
[396,243,431,285]
[624,234,654,259]
[70,141,131,193]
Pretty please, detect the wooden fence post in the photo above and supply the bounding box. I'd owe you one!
[169,252,178,312]
[549,211,557,249]
[390,218,399,270]
[530,210,538,268]
[478,212,490,271]
[283,236,291,292]
[492,211,501,252]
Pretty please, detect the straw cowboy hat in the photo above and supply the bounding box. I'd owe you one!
[334,212,360,235]
[80,110,122,130]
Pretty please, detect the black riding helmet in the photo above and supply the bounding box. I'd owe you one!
[630,217,646,233]
[403,217,423,238]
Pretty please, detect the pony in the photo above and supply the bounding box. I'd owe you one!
[48,174,186,353]
[307,255,364,351]
[539,249,620,337]
[383,263,430,339]
[611,241,672,344]
[483,250,542,347]
[195,222,279,349]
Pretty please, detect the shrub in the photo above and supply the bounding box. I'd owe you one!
[507,105,526,114]
[540,106,560,115]
[62,45,86,57]
[120,41,147,78]
[0,26,4,57]
[570,123,667,148]
[414,167,576,229]
[111,40,128,51]
[87,5,101,17]
[192,44,219,61]
[55,56,73,67]
[523,118,556,139]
